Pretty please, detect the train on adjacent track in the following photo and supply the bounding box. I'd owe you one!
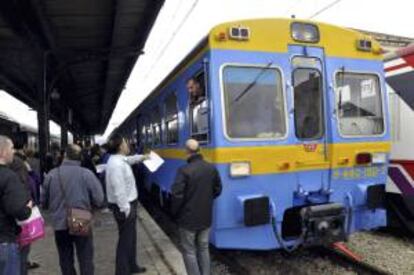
[0,112,60,151]
[384,44,414,234]
[118,18,391,250]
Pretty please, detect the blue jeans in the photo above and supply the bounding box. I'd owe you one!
[0,243,21,275]
[179,228,211,275]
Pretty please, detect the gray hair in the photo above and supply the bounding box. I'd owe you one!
[65,144,82,161]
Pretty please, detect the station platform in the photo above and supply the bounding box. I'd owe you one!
[29,203,186,275]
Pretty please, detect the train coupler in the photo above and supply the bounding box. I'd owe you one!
[300,203,347,246]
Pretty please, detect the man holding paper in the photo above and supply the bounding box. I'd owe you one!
[105,134,148,275]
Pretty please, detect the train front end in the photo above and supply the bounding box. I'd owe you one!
[207,19,391,250]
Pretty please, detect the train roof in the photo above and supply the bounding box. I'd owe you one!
[208,18,382,59]
[113,18,384,136]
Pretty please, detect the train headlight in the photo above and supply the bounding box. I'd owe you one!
[372,153,387,164]
[291,22,319,43]
[230,162,251,177]
[356,39,372,52]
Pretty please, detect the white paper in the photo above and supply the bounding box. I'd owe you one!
[96,164,106,174]
[143,151,164,172]
[361,79,375,98]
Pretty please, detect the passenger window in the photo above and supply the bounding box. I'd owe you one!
[139,119,146,152]
[151,107,162,146]
[187,72,209,142]
[293,68,324,140]
[145,121,152,147]
[165,94,179,145]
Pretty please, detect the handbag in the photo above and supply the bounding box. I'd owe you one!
[58,168,93,236]
[16,206,45,247]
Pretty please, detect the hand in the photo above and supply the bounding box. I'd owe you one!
[26,200,33,209]
[142,154,150,161]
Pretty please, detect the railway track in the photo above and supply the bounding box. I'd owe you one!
[141,195,393,275]
[317,246,392,275]
[210,245,392,275]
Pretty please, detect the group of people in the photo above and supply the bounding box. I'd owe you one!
[0,131,222,275]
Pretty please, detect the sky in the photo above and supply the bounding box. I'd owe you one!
[1,0,413,143]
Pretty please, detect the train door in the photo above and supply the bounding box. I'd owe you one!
[289,46,331,202]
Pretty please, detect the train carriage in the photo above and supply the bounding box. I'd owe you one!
[123,18,391,250]
[385,44,414,233]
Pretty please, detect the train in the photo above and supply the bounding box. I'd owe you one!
[384,44,414,233]
[118,18,391,250]
[0,111,60,151]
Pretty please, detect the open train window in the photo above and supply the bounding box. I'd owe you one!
[151,106,162,146]
[187,71,209,142]
[165,93,179,145]
[293,68,324,140]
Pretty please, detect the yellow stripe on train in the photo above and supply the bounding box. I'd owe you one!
[154,141,391,175]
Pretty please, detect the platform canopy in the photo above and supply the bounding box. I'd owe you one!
[0,0,164,134]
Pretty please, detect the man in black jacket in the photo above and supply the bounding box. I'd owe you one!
[0,135,32,275]
[171,139,222,275]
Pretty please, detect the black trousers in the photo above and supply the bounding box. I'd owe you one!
[109,201,139,275]
[20,244,30,275]
[54,230,94,275]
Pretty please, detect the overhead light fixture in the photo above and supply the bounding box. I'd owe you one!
[50,88,60,100]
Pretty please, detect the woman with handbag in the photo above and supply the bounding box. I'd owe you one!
[0,135,33,275]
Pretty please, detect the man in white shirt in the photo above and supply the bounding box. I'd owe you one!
[105,134,148,275]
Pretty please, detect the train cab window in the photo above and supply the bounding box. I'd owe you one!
[293,68,324,140]
[222,65,286,139]
[151,107,162,146]
[165,94,179,145]
[187,73,209,142]
[335,73,384,136]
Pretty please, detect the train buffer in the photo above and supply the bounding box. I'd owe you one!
[30,203,186,275]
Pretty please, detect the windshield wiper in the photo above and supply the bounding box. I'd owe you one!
[232,62,273,103]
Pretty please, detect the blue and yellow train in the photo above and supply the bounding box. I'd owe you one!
[117,18,391,250]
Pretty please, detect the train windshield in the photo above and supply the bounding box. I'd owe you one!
[222,65,286,139]
[335,72,384,136]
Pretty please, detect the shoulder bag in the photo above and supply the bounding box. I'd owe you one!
[58,168,92,236]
